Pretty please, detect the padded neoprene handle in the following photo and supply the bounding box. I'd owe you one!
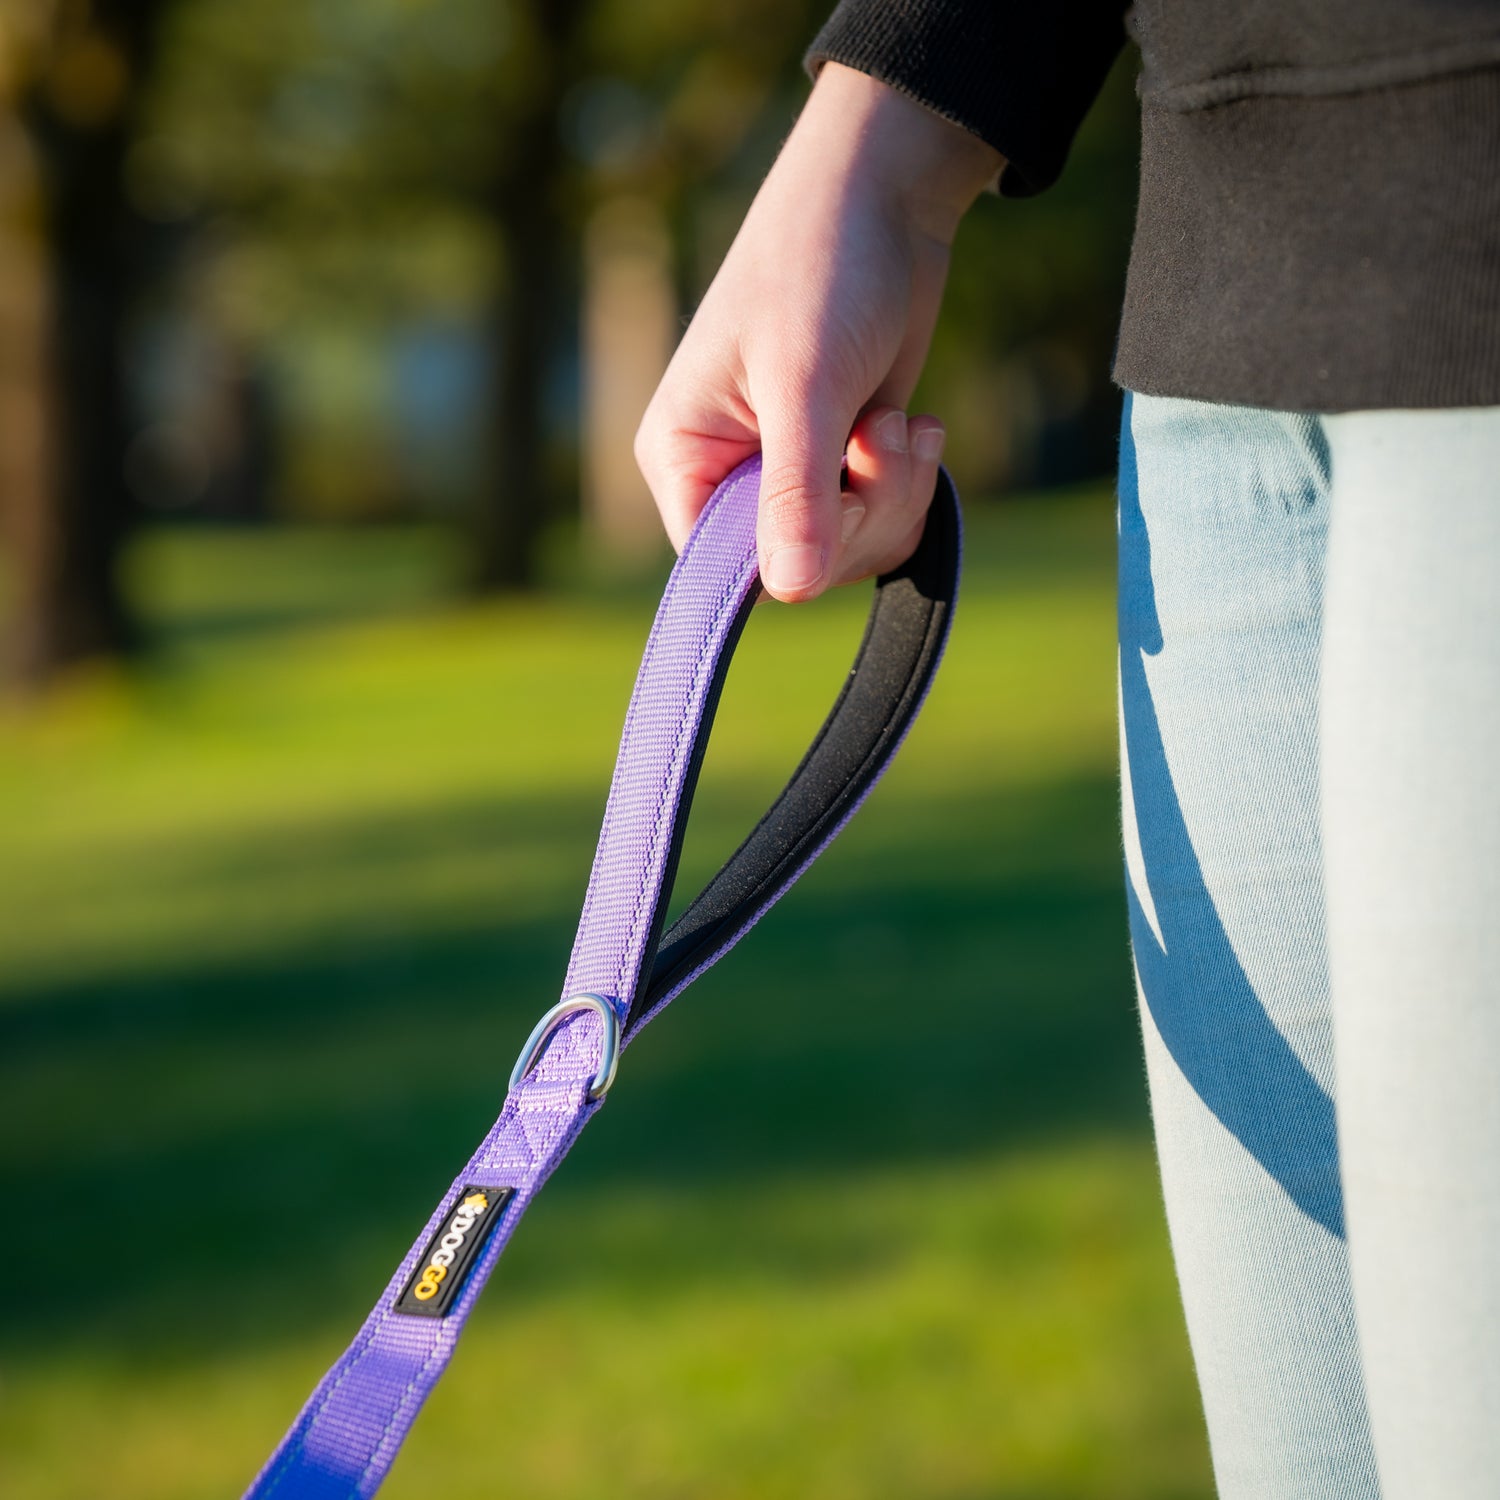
[624,463,963,1036]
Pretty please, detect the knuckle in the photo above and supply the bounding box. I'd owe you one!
[860,515,926,577]
[757,465,832,540]
[850,471,912,528]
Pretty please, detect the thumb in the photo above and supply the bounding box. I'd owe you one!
[755,385,857,603]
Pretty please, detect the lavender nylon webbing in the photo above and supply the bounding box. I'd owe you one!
[243,456,959,1499]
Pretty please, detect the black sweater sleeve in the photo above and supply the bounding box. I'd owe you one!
[805,0,1129,196]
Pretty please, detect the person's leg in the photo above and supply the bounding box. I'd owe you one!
[1321,408,1500,1498]
[1119,392,1379,1497]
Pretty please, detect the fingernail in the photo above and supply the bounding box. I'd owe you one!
[840,503,866,543]
[906,426,942,459]
[876,410,909,454]
[764,543,826,595]
[913,426,946,462]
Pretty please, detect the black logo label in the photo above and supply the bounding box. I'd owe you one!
[394,1185,514,1318]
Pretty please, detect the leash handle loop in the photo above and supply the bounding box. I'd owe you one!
[243,455,961,1500]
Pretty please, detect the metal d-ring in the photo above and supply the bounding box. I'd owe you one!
[508,992,621,1101]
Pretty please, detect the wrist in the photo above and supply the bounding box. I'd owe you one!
[796,62,1005,244]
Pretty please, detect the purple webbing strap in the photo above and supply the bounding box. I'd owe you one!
[560,458,762,1012]
[243,455,958,1499]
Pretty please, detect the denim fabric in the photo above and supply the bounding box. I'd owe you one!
[1118,394,1500,1498]
[1321,410,1500,1498]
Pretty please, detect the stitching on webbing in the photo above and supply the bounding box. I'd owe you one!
[347,1088,599,1497]
[568,496,751,996]
[265,514,756,1493]
[259,1075,582,1498]
[611,560,751,1003]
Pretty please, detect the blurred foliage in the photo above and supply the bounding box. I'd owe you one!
[137,0,520,332]
[119,0,1136,518]
[0,491,1211,1499]
[122,0,848,518]
[1,0,1139,682]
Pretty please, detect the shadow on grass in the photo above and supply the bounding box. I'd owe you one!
[0,773,1138,1363]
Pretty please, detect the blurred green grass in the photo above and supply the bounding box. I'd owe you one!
[0,491,1212,1500]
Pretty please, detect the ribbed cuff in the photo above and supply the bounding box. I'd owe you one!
[805,0,1127,195]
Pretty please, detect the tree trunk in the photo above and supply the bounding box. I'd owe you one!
[32,111,139,669]
[1,3,163,688]
[470,0,586,592]
[0,120,57,685]
[581,196,675,565]
[474,161,564,590]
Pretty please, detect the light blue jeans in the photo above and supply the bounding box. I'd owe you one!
[1118,394,1500,1498]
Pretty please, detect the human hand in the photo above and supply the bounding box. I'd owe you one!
[634,63,1003,601]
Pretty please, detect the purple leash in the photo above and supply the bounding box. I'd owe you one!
[243,455,962,1499]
